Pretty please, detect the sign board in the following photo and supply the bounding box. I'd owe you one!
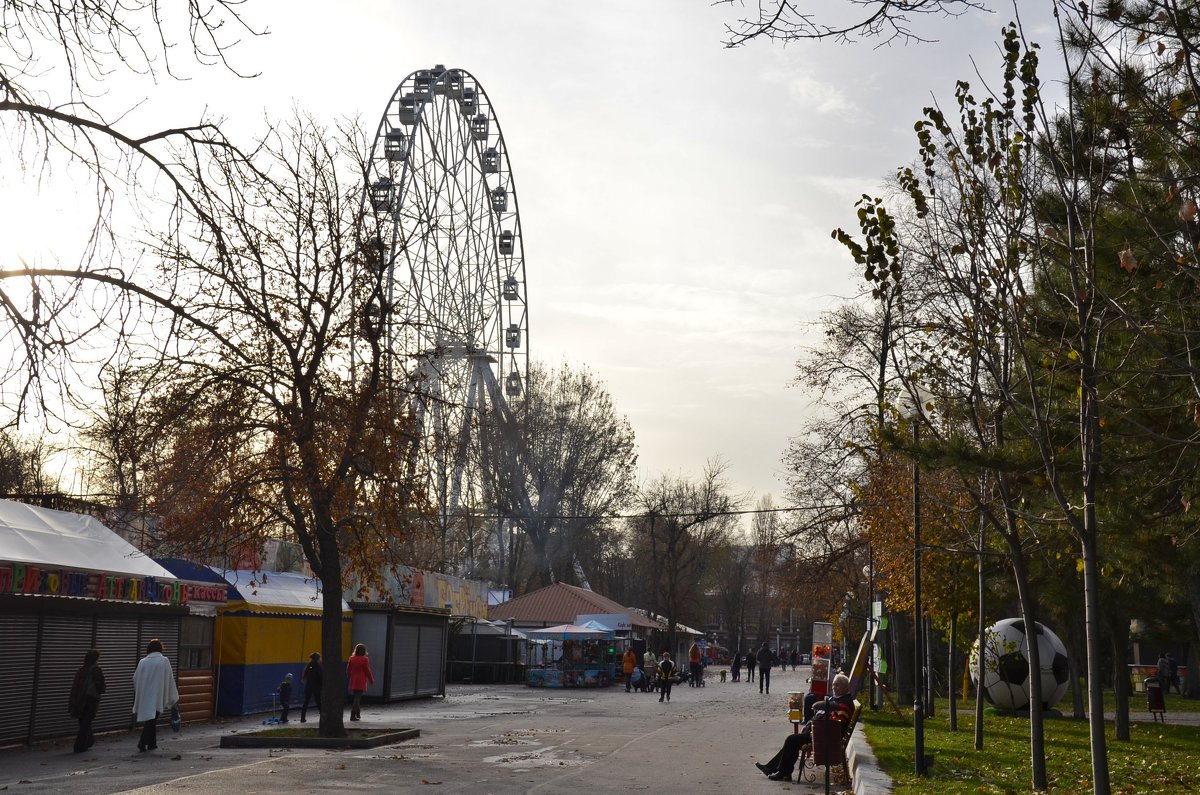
[576,613,632,631]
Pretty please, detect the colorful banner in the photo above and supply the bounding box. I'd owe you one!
[355,565,489,619]
[0,560,218,605]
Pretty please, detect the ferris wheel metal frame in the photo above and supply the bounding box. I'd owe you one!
[363,64,529,534]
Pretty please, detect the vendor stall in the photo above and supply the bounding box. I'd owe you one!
[447,618,526,684]
[0,499,184,745]
[525,622,617,688]
[213,569,351,716]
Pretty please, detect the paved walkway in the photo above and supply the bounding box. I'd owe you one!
[0,667,885,794]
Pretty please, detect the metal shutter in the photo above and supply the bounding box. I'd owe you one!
[94,616,140,733]
[32,615,93,740]
[138,615,181,659]
[416,623,446,696]
[0,615,38,743]
[388,624,420,699]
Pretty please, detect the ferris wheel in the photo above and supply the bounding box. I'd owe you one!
[363,65,529,529]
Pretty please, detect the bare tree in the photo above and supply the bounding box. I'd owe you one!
[634,459,740,650]
[8,112,432,738]
[717,0,988,48]
[0,430,56,496]
[491,361,638,590]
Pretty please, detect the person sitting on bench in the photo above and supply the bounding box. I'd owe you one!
[754,672,855,782]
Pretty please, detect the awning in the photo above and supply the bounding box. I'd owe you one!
[527,623,615,640]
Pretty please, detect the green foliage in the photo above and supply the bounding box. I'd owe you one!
[832,194,904,299]
[863,698,1200,793]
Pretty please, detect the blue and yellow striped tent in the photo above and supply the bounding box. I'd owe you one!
[213,569,351,716]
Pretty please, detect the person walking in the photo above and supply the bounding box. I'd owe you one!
[731,650,742,682]
[657,652,676,703]
[300,651,323,722]
[1156,652,1171,692]
[745,648,757,684]
[346,643,375,721]
[758,641,777,695]
[1168,653,1181,694]
[68,649,106,753]
[623,647,638,692]
[688,640,703,687]
[132,639,179,753]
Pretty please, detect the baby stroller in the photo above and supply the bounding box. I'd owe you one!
[630,666,650,693]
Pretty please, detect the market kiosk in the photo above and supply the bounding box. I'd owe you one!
[525,622,617,688]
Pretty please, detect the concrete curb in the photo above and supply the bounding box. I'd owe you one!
[848,731,893,794]
[218,726,419,748]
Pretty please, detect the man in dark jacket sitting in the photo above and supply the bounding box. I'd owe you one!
[754,673,855,782]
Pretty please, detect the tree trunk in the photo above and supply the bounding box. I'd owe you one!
[975,515,986,750]
[1010,543,1047,791]
[1065,610,1087,719]
[948,612,957,732]
[1187,637,1200,701]
[1110,615,1131,741]
[925,616,935,718]
[896,613,914,704]
[1184,577,1200,699]
[1081,533,1111,795]
[316,523,347,737]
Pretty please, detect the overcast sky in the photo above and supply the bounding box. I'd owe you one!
[3,1,1062,510]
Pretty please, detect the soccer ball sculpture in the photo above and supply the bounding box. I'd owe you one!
[970,618,1070,711]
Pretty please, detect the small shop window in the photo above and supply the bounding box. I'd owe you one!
[179,616,213,670]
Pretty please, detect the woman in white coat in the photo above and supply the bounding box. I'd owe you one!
[132,639,179,752]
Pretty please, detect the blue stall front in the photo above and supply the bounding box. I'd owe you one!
[525,622,617,688]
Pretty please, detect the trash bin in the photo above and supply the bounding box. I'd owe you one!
[1145,676,1165,715]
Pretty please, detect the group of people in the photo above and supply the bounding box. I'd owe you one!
[68,639,181,754]
[67,639,379,754]
[620,647,683,701]
[729,642,781,694]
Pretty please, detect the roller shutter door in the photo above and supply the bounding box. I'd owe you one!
[388,624,420,699]
[416,623,446,696]
[139,616,181,659]
[32,615,94,740]
[94,616,140,733]
[0,616,38,744]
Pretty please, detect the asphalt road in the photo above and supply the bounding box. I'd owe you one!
[0,667,859,794]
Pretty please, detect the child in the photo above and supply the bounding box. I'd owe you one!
[278,673,294,723]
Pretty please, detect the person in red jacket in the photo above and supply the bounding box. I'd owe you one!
[346,643,375,721]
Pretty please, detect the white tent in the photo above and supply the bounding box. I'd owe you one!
[214,568,348,610]
[0,498,175,580]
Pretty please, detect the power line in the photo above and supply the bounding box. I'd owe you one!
[483,505,810,522]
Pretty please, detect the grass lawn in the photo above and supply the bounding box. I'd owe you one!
[861,695,1200,793]
[1104,690,1200,714]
